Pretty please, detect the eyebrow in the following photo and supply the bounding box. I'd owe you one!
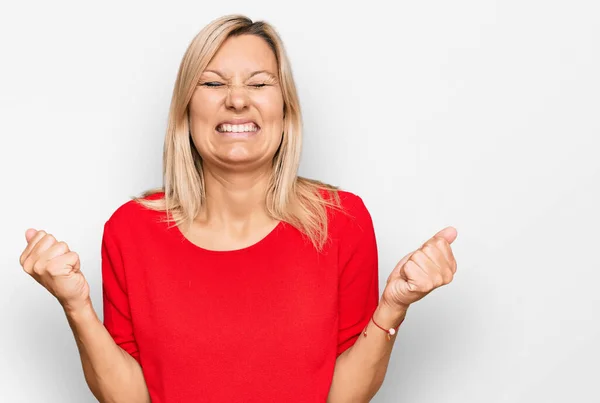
[203,69,278,80]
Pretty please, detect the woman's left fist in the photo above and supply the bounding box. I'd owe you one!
[382,226,458,311]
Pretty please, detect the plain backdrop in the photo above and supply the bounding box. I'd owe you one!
[1,0,598,402]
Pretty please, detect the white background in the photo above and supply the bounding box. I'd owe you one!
[1,0,598,402]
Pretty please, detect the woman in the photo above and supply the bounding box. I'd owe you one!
[18,14,458,402]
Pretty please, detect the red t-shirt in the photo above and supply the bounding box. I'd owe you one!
[101,189,379,402]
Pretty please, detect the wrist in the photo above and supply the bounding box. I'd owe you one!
[62,298,95,320]
[374,299,408,329]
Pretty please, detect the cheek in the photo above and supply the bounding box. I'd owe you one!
[188,119,212,151]
[189,92,221,124]
[189,96,219,147]
[253,92,284,123]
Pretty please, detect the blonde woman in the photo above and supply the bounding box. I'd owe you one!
[18,14,458,402]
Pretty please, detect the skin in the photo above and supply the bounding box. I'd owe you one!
[19,230,151,403]
[190,35,284,170]
[184,34,286,251]
[328,227,458,402]
[18,33,459,402]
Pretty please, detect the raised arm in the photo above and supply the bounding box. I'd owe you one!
[19,228,150,403]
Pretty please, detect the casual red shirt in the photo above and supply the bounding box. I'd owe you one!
[101,189,379,402]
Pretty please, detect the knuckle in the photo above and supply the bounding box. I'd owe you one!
[422,244,435,256]
[413,250,425,260]
[435,236,446,245]
[22,260,33,274]
[22,255,32,269]
[406,260,418,272]
[56,241,69,253]
[434,237,447,249]
[32,260,46,274]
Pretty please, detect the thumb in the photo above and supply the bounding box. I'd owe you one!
[432,226,458,245]
[25,228,38,242]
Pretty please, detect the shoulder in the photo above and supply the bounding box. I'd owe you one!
[337,189,369,216]
[320,188,374,237]
[322,188,370,216]
[104,190,166,233]
[325,189,377,267]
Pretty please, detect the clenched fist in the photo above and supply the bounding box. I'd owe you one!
[382,226,458,311]
[19,229,90,312]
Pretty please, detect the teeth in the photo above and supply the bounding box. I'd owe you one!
[217,123,259,133]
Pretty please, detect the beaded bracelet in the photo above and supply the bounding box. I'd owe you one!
[362,312,404,341]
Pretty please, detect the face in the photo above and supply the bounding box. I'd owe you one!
[188,34,285,171]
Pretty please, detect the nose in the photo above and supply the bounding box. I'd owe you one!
[225,84,250,111]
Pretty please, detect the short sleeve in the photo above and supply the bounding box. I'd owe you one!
[101,220,141,363]
[336,194,380,357]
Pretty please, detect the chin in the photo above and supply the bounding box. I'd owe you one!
[220,149,277,169]
[217,148,259,165]
[201,141,278,169]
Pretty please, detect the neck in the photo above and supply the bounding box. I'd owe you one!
[199,163,272,226]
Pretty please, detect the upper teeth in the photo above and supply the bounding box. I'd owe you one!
[217,123,258,133]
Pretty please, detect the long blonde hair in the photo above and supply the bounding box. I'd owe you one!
[134,14,342,251]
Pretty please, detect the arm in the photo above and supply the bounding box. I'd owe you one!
[327,301,407,403]
[327,194,402,402]
[65,218,151,402]
[19,222,150,402]
[328,195,459,402]
[64,301,151,403]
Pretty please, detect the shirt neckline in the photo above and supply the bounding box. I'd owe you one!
[171,219,286,255]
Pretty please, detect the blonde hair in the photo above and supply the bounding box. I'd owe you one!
[134,14,342,251]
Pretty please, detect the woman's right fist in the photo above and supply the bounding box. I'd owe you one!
[19,229,90,312]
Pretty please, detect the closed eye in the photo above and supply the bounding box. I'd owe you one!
[201,82,224,87]
[198,82,269,88]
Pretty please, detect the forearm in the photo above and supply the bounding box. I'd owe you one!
[327,300,408,403]
[63,300,150,403]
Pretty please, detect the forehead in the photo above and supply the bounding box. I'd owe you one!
[205,34,278,76]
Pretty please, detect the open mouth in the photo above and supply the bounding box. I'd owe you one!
[215,122,261,134]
